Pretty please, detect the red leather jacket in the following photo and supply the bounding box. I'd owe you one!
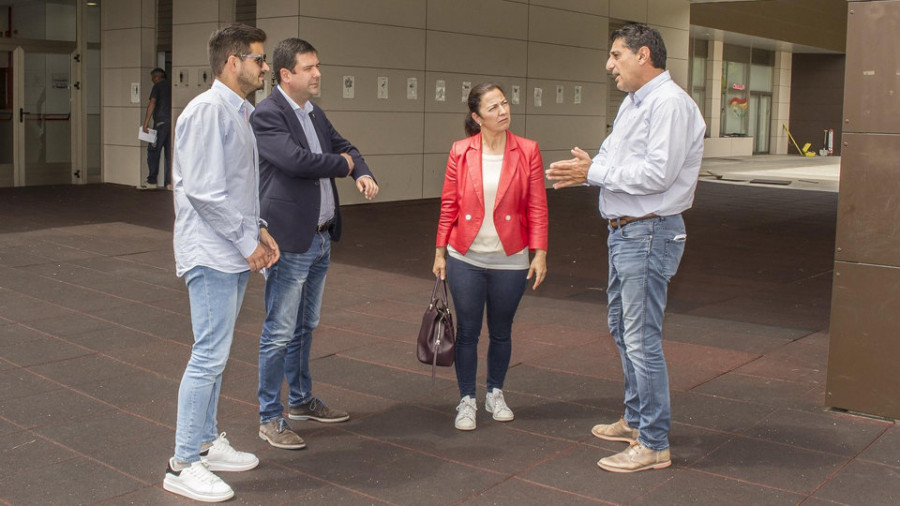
[436,131,548,255]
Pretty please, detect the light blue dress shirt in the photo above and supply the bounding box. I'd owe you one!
[172,79,261,277]
[586,71,707,219]
[275,86,335,226]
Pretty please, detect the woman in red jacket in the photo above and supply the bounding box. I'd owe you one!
[433,82,548,431]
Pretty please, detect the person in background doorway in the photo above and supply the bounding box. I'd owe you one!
[142,67,172,189]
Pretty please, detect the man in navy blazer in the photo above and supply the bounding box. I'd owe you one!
[251,38,378,450]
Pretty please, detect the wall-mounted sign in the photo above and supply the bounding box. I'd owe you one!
[731,83,745,91]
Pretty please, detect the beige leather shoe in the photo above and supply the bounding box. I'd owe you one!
[597,441,671,473]
[591,417,639,443]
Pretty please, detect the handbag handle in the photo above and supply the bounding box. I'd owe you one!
[431,277,450,307]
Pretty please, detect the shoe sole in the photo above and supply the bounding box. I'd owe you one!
[258,431,307,450]
[204,458,260,472]
[288,413,349,423]
[455,422,476,431]
[591,426,637,443]
[596,459,672,473]
[163,475,234,503]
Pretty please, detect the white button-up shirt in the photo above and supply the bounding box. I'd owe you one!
[587,71,706,219]
[172,79,261,276]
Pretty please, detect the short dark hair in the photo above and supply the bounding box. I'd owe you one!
[272,38,317,84]
[150,68,166,79]
[465,82,505,137]
[611,24,667,70]
[208,23,267,77]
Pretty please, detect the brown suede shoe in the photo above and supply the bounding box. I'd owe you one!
[289,397,349,423]
[591,417,639,443]
[258,418,306,450]
[597,441,671,473]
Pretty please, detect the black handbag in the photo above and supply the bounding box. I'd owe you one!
[417,277,456,381]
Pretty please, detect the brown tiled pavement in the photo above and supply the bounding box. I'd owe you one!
[0,181,897,505]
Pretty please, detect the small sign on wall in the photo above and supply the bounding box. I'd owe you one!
[342,76,355,99]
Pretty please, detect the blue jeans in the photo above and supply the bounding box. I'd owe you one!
[607,215,686,451]
[174,266,249,464]
[147,122,170,185]
[258,231,330,423]
[446,256,527,399]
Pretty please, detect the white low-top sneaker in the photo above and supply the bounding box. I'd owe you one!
[163,459,234,503]
[202,432,259,472]
[455,396,477,431]
[485,389,514,421]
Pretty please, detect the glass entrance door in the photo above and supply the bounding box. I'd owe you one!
[0,50,12,186]
[21,49,72,186]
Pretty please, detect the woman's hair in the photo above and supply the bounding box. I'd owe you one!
[464,82,505,137]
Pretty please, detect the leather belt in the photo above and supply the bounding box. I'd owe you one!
[316,220,334,233]
[608,213,658,230]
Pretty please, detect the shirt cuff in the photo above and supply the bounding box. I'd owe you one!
[586,161,606,186]
[236,230,258,259]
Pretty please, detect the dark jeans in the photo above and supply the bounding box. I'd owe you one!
[446,256,527,398]
[147,122,171,185]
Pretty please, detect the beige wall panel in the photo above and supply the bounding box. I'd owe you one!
[524,115,605,153]
[528,5,607,49]
[103,144,141,186]
[326,112,424,156]
[257,0,299,19]
[102,28,142,68]
[103,68,145,108]
[173,0,219,24]
[653,26,688,61]
[256,16,298,52]
[103,0,142,29]
[424,112,465,153]
[527,42,606,83]
[297,18,424,69]
[103,107,142,147]
[336,154,424,204]
[172,23,219,67]
[314,68,425,113]
[647,0,690,30]
[427,0,527,39]
[609,0,648,21]
[667,58,688,89]
[142,0,156,28]
[427,32,526,76]
[299,0,425,28]
[524,79,605,116]
[423,73,527,114]
[529,0,609,16]
[423,153,449,199]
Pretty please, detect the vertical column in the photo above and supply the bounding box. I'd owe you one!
[770,50,792,155]
[826,0,900,419]
[100,0,157,186]
[705,39,723,139]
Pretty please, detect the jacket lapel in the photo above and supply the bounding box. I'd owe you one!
[273,89,309,150]
[494,131,519,210]
[466,135,485,208]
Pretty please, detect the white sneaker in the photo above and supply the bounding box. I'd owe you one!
[455,396,477,431]
[201,432,259,472]
[163,459,234,503]
[485,389,514,421]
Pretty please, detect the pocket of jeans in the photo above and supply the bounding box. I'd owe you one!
[661,236,686,279]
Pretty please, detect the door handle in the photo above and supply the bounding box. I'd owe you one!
[19,108,23,123]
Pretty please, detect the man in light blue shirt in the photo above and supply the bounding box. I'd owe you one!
[547,24,706,473]
[165,24,279,503]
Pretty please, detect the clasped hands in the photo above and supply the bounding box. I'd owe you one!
[246,227,280,273]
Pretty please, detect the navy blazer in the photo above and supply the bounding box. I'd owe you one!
[251,89,374,254]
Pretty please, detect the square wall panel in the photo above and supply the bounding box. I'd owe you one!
[527,43,606,83]
[298,18,424,70]
[842,1,900,134]
[257,0,299,19]
[427,32,527,76]
[834,133,900,267]
[529,0,609,16]
[326,111,424,156]
[528,5,607,49]
[647,0,690,30]
[300,0,425,28]
[827,261,900,419]
[335,154,424,203]
[610,0,648,22]
[428,0,527,39]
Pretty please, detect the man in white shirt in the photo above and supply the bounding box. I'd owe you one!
[547,23,706,473]
[165,24,279,502]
